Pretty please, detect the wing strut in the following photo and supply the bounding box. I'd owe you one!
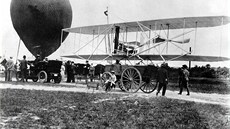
[74,24,113,54]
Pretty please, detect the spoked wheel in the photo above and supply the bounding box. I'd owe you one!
[38,70,47,83]
[100,72,112,90]
[140,79,157,93]
[121,67,142,93]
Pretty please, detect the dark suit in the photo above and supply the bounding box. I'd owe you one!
[156,67,168,96]
[20,59,27,82]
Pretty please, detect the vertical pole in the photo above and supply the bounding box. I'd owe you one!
[166,24,169,54]
[79,28,82,54]
[106,6,109,24]
[111,28,114,52]
[60,29,63,55]
[189,47,191,70]
[125,27,128,43]
[148,25,151,54]
[74,33,76,53]
[93,30,95,52]
[154,22,157,54]
[219,17,224,60]
[194,22,198,54]
[16,38,21,62]
[182,18,186,54]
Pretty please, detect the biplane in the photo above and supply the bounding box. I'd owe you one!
[61,16,230,93]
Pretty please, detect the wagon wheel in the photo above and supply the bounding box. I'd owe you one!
[121,67,142,93]
[38,70,47,83]
[140,79,157,93]
[100,72,112,90]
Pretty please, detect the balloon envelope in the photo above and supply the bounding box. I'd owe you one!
[10,0,72,59]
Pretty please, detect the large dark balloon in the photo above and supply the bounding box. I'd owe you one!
[10,0,72,59]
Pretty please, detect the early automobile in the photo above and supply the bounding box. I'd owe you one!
[16,60,62,83]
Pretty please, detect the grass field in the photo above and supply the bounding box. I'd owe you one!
[168,77,230,94]
[0,89,229,129]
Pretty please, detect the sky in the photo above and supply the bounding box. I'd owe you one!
[0,0,230,67]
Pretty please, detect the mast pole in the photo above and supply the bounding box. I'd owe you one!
[16,38,21,62]
[166,24,169,54]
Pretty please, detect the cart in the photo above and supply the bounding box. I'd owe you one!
[101,64,158,93]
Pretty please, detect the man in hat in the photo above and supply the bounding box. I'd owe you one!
[111,59,122,81]
[178,64,190,95]
[156,63,168,96]
[34,54,41,64]
[6,57,15,81]
[19,55,28,82]
[105,70,117,91]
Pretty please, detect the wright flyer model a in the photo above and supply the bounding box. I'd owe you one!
[60,16,230,93]
[61,16,230,62]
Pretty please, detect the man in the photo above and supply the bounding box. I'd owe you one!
[84,60,90,76]
[70,61,76,83]
[65,61,71,83]
[20,55,28,82]
[156,63,168,96]
[89,63,95,82]
[105,71,117,91]
[111,59,122,81]
[6,57,15,81]
[178,64,190,95]
[0,57,7,81]
[34,54,41,65]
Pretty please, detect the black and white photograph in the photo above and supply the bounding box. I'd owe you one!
[0,0,230,128]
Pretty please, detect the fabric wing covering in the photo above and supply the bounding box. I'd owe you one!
[61,54,230,62]
[63,16,230,34]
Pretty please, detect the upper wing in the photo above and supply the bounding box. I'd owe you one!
[61,54,230,62]
[63,16,230,34]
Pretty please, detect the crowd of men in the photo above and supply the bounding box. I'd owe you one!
[0,56,190,96]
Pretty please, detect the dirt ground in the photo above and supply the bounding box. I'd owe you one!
[0,79,229,108]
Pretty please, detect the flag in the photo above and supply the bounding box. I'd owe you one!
[104,10,108,16]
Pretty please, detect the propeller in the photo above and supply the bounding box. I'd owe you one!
[154,38,190,44]
[170,38,190,44]
[135,29,194,49]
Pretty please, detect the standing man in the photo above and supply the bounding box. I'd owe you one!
[70,61,76,83]
[89,63,95,82]
[0,57,8,81]
[84,60,90,76]
[156,63,168,96]
[111,59,122,81]
[65,61,71,83]
[178,65,190,95]
[6,57,15,81]
[84,60,90,82]
[34,54,41,65]
[20,55,28,82]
